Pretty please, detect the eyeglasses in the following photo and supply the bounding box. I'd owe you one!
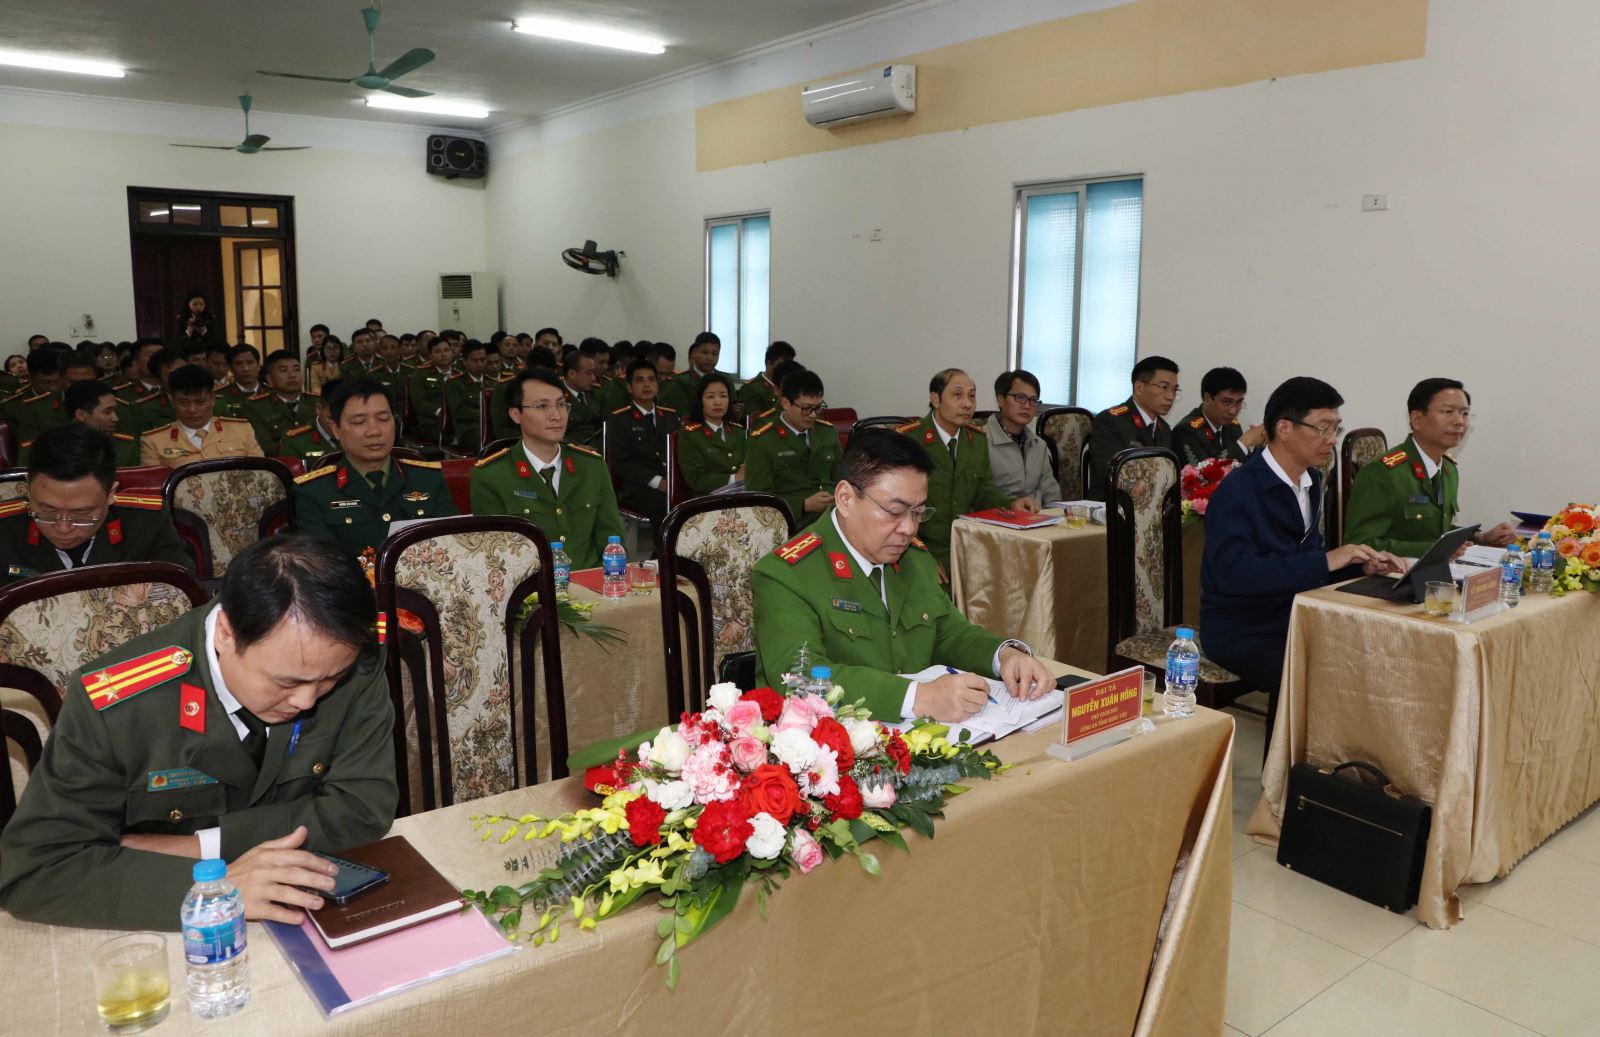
[793,401,828,417]
[1139,380,1182,397]
[517,400,572,414]
[1431,406,1471,420]
[1002,393,1041,407]
[1289,419,1344,441]
[28,508,104,529]
[850,483,935,524]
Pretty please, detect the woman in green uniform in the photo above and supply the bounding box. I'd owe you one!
[678,373,747,496]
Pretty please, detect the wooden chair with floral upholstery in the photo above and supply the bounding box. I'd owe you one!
[0,562,208,829]
[1104,447,1245,709]
[0,470,25,503]
[1318,450,1342,548]
[1036,406,1093,501]
[374,516,566,817]
[1338,427,1387,532]
[658,492,795,719]
[161,457,296,579]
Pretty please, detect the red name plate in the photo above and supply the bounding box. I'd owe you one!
[1066,666,1145,744]
[1461,568,1500,614]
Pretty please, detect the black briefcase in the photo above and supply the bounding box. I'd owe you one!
[1276,761,1432,913]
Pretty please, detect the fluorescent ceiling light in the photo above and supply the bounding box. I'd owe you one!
[0,50,125,78]
[512,18,665,55]
[364,96,489,119]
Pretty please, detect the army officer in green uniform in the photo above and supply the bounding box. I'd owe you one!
[1344,378,1517,557]
[745,368,841,523]
[752,430,1054,722]
[896,368,1035,577]
[471,369,623,570]
[0,423,195,584]
[292,377,458,557]
[679,373,747,495]
[0,535,397,930]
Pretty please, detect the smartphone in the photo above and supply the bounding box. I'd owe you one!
[312,852,389,906]
[1055,673,1090,691]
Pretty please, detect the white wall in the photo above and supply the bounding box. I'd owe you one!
[482,0,1600,519]
[0,88,485,348]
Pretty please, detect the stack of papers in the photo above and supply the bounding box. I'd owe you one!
[961,508,1063,530]
[896,665,1063,745]
[1047,500,1106,524]
[1451,544,1505,580]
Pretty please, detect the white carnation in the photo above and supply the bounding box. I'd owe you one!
[745,812,785,860]
[707,682,742,713]
[644,778,693,811]
[771,727,819,773]
[646,727,691,773]
[842,717,880,755]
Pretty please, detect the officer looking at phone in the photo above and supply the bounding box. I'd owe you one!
[0,535,398,931]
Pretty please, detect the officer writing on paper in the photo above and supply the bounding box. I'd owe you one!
[0,536,398,931]
[752,430,1055,723]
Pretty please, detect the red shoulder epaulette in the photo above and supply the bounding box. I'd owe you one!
[293,465,336,484]
[750,422,773,437]
[611,405,632,415]
[568,443,602,459]
[893,420,920,433]
[0,500,27,519]
[1108,405,1130,417]
[909,537,929,551]
[248,391,270,401]
[111,493,164,511]
[81,646,193,711]
[774,531,823,564]
[1380,449,1408,468]
[398,457,442,469]
[285,424,311,436]
[476,447,509,468]
[682,422,703,433]
[112,432,135,442]
[658,405,677,413]
[816,418,833,427]
[1188,416,1206,430]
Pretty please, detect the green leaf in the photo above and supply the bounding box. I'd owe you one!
[847,819,877,843]
[858,851,881,876]
[655,934,676,966]
[656,916,674,939]
[498,909,522,933]
[490,885,521,911]
[757,889,769,919]
[674,914,694,935]
[900,807,935,840]
[666,956,680,991]
[876,827,910,854]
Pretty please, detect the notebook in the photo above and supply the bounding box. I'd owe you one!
[961,508,1064,531]
[268,906,516,1017]
[307,836,463,949]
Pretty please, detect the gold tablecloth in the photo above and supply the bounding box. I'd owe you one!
[0,697,1234,1035]
[1247,586,1600,928]
[950,515,1205,673]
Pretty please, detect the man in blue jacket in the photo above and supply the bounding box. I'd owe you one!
[1200,377,1404,750]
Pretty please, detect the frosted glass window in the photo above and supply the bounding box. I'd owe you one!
[705,212,772,379]
[1010,178,1143,409]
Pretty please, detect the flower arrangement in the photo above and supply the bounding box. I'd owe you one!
[463,681,1003,988]
[1179,457,1239,524]
[1540,504,1600,596]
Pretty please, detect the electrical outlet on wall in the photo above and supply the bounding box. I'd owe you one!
[82,313,96,333]
[1361,194,1390,212]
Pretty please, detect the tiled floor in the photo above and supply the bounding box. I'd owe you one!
[1222,700,1600,1036]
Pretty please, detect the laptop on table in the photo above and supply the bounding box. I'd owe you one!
[1337,524,1481,604]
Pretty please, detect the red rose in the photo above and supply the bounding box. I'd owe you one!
[739,763,801,825]
[694,799,754,864]
[741,686,784,724]
[823,774,863,821]
[809,717,855,772]
[884,731,911,776]
[625,796,667,846]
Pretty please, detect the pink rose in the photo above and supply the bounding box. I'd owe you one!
[680,742,738,803]
[860,781,897,809]
[790,828,825,874]
[724,699,763,734]
[773,693,834,734]
[728,736,768,772]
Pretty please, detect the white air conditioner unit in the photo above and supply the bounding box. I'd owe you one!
[437,272,499,339]
[802,64,916,128]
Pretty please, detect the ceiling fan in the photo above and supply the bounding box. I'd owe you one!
[257,4,434,98]
[169,95,309,154]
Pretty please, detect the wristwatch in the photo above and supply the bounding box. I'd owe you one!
[998,638,1032,657]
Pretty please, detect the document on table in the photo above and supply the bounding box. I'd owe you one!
[895,665,1063,745]
[1046,500,1106,524]
[1451,543,1505,580]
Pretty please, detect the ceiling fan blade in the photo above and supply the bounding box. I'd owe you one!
[242,134,271,149]
[377,48,434,81]
[382,84,433,98]
[259,146,313,151]
[256,70,355,84]
[169,143,239,149]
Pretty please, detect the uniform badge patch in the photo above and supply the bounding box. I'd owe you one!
[776,531,822,564]
[146,767,217,792]
[401,490,430,502]
[828,552,853,580]
[1379,450,1408,468]
[830,597,862,613]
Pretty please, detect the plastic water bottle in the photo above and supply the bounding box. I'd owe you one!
[1530,531,1556,593]
[1163,627,1200,719]
[181,859,250,1019]
[601,536,628,599]
[550,541,571,596]
[807,665,834,701]
[1499,543,1524,608]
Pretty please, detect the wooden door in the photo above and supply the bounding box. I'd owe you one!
[130,235,225,341]
[233,240,292,355]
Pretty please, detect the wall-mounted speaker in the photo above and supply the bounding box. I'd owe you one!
[426,135,487,180]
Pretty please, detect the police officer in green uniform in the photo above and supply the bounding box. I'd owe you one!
[1086,355,1180,500]
[471,369,623,570]
[246,351,318,454]
[1170,366,1266,467]
[736,341,795,421]
[64,379,142,466]
[220,345,267,404]
[657,333,728,417]
[896,368,1035,577]
[292,378,458,558]
[404,337,456,441]
[0,424,195,584]
[9,349,68,454]
[560,347,604,448]
[604,359,680,526]
[745,368,841,524]
[275,378,342,468]
[678,373,747,495]
[752,429,1055,722]
[1343,378,1518,557]
[0,535,397,931]
[444,341,494,452]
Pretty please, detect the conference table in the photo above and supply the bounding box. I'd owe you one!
[0,673,1236,1035]
[1247,583,1600,929]
[950,512,1205,673]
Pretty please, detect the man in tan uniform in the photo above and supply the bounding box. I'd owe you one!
[141,364,264,468]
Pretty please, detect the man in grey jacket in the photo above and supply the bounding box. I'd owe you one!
[984,370,1061,503]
